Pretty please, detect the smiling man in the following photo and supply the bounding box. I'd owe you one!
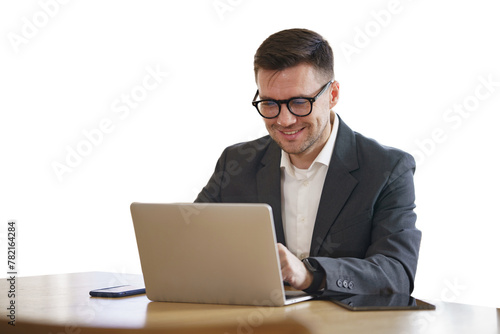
[196,28,421,295]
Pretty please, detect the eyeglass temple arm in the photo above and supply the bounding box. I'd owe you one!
[252,90,259,103]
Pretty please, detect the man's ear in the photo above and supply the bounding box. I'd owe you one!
[329,80,340,109]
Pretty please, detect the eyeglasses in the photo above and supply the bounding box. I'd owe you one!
[252,80,333,119]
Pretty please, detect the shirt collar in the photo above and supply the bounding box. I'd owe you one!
[280,111,339,173]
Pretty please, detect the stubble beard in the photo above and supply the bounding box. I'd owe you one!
[269,119,330,157]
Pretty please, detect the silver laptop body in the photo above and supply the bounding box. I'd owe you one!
[130,202,313,306]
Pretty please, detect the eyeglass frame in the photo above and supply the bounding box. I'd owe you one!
[251,80,334,119]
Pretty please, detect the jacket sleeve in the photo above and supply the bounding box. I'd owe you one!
[312,153,421,295]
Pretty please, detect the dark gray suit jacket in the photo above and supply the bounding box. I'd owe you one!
[195,116,421,295]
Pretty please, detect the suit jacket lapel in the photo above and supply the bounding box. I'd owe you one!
[310,117,359,256]
[256,141,286,244]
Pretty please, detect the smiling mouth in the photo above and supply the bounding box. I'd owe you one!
[282,129,300,135]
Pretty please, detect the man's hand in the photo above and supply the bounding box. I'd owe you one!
[277,243,313,290]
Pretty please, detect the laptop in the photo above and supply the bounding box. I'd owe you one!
[130,202,314,306]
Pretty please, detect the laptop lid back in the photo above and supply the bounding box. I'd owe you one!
[130,202,288,306]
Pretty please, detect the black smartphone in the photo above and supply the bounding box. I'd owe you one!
[89,285,146,298]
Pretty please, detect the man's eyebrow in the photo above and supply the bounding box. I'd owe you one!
[258,91,316,100]
[257,93,273,100]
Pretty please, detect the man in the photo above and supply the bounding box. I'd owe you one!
[196,28,421,295]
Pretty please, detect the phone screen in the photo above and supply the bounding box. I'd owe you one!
[89,285,146,298]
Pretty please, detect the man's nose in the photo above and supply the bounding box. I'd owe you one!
[276,104,297,127]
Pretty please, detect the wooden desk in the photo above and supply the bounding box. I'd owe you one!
[1,272,498,334]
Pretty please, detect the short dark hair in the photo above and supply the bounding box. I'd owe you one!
[254,28,334,81]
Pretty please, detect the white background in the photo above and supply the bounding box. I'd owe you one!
[1,0,499,308]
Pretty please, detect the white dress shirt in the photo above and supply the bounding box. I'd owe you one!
[280,111,339,259]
